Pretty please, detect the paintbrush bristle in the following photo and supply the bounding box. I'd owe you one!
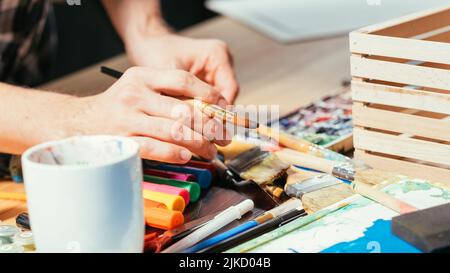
[355,169,402,187]
[240,153,290,185]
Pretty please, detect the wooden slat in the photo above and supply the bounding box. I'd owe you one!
[353,127,450,166]
[357,6,450,37]
[352,81,450,115]
[351,55,450,91]
[354,150,450,187]
[353,102,450,142]
[350,32,450,64]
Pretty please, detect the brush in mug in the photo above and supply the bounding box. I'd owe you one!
[275,148,417,214]
[100,66,258,129]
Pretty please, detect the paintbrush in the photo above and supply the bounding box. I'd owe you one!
[351,180,417,214]
[215,144,290,203]
[284,167,342,199]
[226,147,290,185]
[275,148,359,182]
[226,200,351,253]
[257,125,352,163]
[185,100,258,129]
[100,66,257,129]
[275,148,417,214]
[275,147,403,186]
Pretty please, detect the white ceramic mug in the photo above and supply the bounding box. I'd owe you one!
[21,136,144,253]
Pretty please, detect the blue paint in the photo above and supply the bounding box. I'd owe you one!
[320,219,422,253]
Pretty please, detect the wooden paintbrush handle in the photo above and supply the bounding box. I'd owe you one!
[352,180,417,214]
[257,126,309,153]
[286,167,321,186]
[275,148,336,174]
[216,141,257,162]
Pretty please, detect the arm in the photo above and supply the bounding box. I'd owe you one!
[101,0,239,104]
[0,83,86,154]
[0,67,230,161]
[101,0,170,45]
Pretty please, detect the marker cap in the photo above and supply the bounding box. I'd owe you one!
[143,182,190,205]
[144,175,201,203]
[235,199,255,216]
[144,199,168,210]
[145,163,212,189]
[144,169,196,182]
[143,189,185,212]
[145,207,184,230]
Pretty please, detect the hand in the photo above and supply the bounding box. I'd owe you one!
[70,67,231,163]
[125,34,239,104]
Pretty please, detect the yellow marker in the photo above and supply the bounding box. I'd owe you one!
[143,189,185,212]
[0,191,27,201]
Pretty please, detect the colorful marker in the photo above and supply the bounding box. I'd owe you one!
[143,189,185,212]
[184,160,217,178]
[143,169,196,182]
[143,181,190,205]
[144,175,201,202]
[144,162,212,189]
[144,200,184,230]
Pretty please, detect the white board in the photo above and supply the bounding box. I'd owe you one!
[206,0,450,43]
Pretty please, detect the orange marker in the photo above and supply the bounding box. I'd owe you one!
[143,189,185,212]
[144,200,184,230]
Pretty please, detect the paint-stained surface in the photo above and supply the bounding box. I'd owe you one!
[228,178,450,253]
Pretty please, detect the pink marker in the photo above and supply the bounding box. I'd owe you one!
[144,169,196,182]
[142,181,190,205]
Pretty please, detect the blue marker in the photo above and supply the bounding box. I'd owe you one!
[183,199,303,253]
[145,162,212,189]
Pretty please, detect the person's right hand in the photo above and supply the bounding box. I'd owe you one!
[74,67,231,163]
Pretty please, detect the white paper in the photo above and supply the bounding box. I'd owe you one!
[207,0,450,43]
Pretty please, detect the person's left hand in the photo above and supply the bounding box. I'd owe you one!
[125,34,239,104]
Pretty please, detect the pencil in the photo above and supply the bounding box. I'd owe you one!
[0,191,27,201]
[100,66,258,129]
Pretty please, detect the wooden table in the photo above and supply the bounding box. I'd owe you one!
[0,17,350,224]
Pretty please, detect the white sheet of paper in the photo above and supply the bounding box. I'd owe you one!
[206,0,450,43]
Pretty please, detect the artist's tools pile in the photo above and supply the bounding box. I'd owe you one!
[0,224,35,253]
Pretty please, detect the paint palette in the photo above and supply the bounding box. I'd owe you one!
[269,89,353,152]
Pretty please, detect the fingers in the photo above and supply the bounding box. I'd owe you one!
[193,39,239,104]
[123,66,226,104]
[131,136,192,164]
[136,93,231,146]
[214,64,240,104]
[132,115,218,160]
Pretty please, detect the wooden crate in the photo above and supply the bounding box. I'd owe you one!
[350,6,450,184]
